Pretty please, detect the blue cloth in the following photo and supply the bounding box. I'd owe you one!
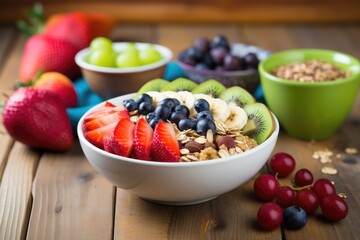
[68,61,264,131]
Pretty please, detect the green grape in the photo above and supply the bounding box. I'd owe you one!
[123,43,139,54]
[139,46,163,65]
[88,50,116,67]
[116,51,141,68]
[90,37,113,52]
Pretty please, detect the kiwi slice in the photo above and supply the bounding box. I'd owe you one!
[242,103,275,144]
[160,77,198,92]
[191,79,226,98]
[134,78,169,99]
[220,86,256,107]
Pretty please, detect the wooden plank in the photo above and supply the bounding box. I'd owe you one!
[109,24,156,43]
[26,142,115,240]
[0,143,40,240]
[0,32,24,181]
[2,2,360,23]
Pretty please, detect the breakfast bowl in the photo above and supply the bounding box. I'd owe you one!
[177,43,270,94]
[77,93,280,205]
[75,42,173,99]
[259,49,360,140]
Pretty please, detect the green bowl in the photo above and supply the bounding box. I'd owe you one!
[259,49,360,140]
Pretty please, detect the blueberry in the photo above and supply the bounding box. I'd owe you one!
[283,206,307,230]
[149,117,163,129]
[174,105,190,118]
[138,102,154,115]
[196,110,213,121]
[194,99,210,113]
[169,111,187,125]
[159,98,177,110]
[154,105,171,121]
[122,99,131,106]
[125,99,138,112]
[146,112,156,123]
[196,118,216,136]
[136,93,152,105]
[178,118,197,131]
[172,98,181,107]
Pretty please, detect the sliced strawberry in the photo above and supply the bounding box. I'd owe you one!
[104,101,116,107]
[151,122,180,162]
[133,117,153,160]
[84,122,117,149]
[83,110,129,132]
[112,118,135,157]
[84,106,128,123]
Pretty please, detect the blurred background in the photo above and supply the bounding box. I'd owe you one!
[0,0,359,23]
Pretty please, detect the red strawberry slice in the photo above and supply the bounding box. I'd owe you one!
[151,122,180,162]
[112,118,135,157]
[133,118,153,160]
[104,101,116,107]
[83,110,129,132]
[83,105,127,123]
[84,122,117,149]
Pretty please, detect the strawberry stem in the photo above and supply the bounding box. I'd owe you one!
[17,3,45,37]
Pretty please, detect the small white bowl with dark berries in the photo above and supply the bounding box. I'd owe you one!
[78,80,279,205]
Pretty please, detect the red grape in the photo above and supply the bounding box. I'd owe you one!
[311,178,336,200]
[276,186,296,207]
[294,168,314,187]
[253,174,280,201]
[295,189,319,214]
[320,194,348,221]
[257,202,283,230]
[269,152,296,177]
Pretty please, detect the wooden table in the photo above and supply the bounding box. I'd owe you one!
[0,23,360,240]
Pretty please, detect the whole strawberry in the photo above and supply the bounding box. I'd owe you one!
[19,34,80,84]
[34,72,78,108]
[2,88,74,151]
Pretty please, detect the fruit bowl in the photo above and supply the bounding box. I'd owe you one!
[77,93,280,205]
[75,42,173,99]
[177,43,270,94]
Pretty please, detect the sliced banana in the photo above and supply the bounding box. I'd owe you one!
[209,98,230,123]
[177,91,196,116]
[225,105,248,129]
[147,91,165,107]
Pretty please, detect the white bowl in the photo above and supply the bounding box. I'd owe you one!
[75,42,173,99]
[77,93,280,205]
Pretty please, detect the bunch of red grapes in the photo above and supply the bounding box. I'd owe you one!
[254,152,348,231]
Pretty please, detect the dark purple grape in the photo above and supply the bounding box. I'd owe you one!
[125,99,138,112]
[149,117,163,129]
[211,34,231,51]
[193,37,210,52]
[215,66,225,72]
[210,47,229,66]
[202,52,216,69]
[174,105,190,118]
[179,50,196,66]
[169,111,187,125]
[159,98,177,110]
[244,52,259,69]
[196,118,216,135]
[154,105,171,121]
[223,54,243,71]
[178,118,197,131]
[196,110,213,121]
[194,99,210,113]
[186,47,204,61]
[138,102,154,115]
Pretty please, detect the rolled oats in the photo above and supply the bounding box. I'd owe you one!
[345,147,358,155]
[321,166,338,175]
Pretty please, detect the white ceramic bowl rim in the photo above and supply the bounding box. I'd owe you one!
[75,42,173,73]
[77,93,280,168]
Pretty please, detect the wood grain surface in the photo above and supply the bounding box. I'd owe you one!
[0,23,359,240]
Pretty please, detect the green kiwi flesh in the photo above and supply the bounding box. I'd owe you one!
[135,78,169,99]
[243,103,275,144]
[220,86,255,107]
[191,79,226,98]
[160,78,198,92]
